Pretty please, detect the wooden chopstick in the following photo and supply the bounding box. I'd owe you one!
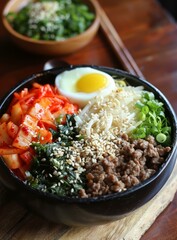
[94,0,145,79]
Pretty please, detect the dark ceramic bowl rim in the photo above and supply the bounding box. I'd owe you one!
[0,64,177,204]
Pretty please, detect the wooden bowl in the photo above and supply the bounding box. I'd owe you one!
[2,0,100,55]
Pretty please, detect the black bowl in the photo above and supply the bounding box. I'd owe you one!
[0,65,177,226]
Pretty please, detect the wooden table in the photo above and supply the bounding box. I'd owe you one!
[0,0,177,239]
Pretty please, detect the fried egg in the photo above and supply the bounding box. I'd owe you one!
[55,67,116,107]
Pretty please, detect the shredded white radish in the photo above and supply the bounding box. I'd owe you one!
[76,86,144,137]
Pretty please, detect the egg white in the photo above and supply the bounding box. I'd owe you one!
[55,67,116,107]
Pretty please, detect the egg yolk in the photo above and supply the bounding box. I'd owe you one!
[76,73,108,93]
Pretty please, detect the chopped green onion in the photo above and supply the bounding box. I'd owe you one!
[138,112,146,121]
[142,106,149,114]
[143,91,155,100]
[156,133,167,143]
[131,91,171,145]
[135,101,144,109]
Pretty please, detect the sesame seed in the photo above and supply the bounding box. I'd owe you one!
[53,170,59,176]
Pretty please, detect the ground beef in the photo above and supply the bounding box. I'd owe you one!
[79,135,171,198]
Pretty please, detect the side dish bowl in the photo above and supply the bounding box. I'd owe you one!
[2,0,100,55]
[0,65,177,226]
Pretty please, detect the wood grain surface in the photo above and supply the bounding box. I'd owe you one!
[0,0,177,239]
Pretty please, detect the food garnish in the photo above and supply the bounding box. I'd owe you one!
[132,92,171,145]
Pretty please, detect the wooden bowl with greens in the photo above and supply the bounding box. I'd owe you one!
[2,0,99,55]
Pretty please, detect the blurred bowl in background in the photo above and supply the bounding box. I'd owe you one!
[2,0,100,55]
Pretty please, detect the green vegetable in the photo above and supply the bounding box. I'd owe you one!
[131,91,171,145]
[6,0,95,41]
[156,133,167,143]
[51,114,83,144]
[26,114,85,197]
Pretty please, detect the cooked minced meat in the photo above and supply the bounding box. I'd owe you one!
[79,134,171,198]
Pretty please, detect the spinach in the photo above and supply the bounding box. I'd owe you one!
[26,114,85,197]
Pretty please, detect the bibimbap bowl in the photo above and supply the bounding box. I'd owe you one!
[0,65,177,226]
